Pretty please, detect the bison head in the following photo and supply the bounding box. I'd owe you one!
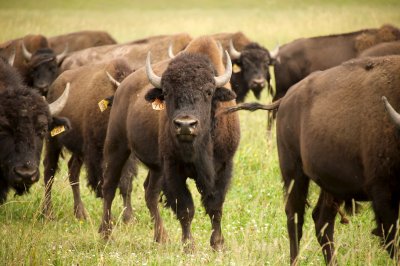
[144,51,235,160]
[229,41,278,101]
[22,42,68,96]
[0,82,70,202]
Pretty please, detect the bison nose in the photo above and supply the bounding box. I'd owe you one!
[14,166,38,181]
[252,78,265,88]
[174,118,198,134]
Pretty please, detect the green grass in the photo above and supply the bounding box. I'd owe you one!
[1,1,400,265]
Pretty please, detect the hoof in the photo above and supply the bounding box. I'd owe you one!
[74,203,88,220]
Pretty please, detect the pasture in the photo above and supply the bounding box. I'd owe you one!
[1,0,400,264]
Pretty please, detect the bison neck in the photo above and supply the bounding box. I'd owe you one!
[230,72,247,103]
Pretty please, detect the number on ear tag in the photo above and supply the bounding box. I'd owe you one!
[152,98,165,111]
[50,125,66,137]
[98,99,110,112]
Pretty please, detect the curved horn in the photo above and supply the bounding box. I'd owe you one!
[49,82,70,116]
[8,48,15,66]
[229,39,241,60]
[145,52,162,88]
[21,42,32,61]
[382,96,400,129]
[214,51,232,87]
[56,43,69,63]
[270,43,280,59]
[168,42,175,59]
[106,71,120,87]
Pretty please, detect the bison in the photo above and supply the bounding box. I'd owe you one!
[43,58,136,220]
[0,56,70,203]
[99,36,240,251]
[0,34,68,96]
[211,32,278,102]
[359,40,400,58]
[61,33,192,71]
[229,55,400,264]
[269,24,400,128]
[48,30,117,54]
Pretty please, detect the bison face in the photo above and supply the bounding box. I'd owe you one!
[22,46,67,97]
[0,84,70,201]
[145,53,235,157]
[230,42,274,100]
[29,58,59,96]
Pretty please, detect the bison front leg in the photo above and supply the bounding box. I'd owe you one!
[118,153,138,223]
[200,161,233,251]
[67,154,87,220]
[99,142,130,240]
[42,138,62,219]
[312,190,340,265]
[144,169,168,244]
[370,185,399,258]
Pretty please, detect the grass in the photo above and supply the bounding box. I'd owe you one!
[1,1,400,265]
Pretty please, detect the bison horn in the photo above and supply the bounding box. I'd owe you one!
[21,42,32,61]
[168,43,175,59]
[106,71,120,87]
[49,82,70,116]
[270,43,280,59]
[229,40,241,60]
[214,51,232,87]
[8,48,15,66]
[56,43,69,64]
[145,52,162,88]
[382,96,400,129]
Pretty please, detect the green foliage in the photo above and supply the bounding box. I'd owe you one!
[1,1,400,264]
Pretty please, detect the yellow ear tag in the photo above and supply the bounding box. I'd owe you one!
[98,99,110,112]
[233,64,241,73]
[50,125,66,137]
[152,98,165,111]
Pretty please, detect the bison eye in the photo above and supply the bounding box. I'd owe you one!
[206,89,213,97]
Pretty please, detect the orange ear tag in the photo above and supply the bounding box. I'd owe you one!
[152,98,165,111]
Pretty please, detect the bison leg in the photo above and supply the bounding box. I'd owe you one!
[42,138,62,219]
[118,153,138,223]
[201,161,233,251]
[99,141,130,240]
[144,169,168,244]
[312,190,341,264]
[370,186,399,258]
[163,165,194,250]
[67,154,87,220]
[280,156,310,265]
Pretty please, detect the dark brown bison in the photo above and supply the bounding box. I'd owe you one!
[0,34,68,96]
[61,33,192,71]
[359,40,400,57]
[211,32,278,102]
[99,36,240,251]
[0,56,70,203]
[224,55,400,264]
[48,30,117,54]
[43,58,136,220]
[269,24,400,128]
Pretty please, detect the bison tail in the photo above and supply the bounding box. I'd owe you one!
[218,98,282,116]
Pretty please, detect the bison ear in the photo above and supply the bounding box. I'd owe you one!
[48,116,71,136]
[145,88,164,102]
[214,87,237,102]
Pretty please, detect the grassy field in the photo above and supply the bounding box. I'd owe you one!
[1,1,400,265]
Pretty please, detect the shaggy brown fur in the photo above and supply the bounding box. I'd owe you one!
[49,30,117,54]
[276,55,400,264]
[359,41,400,58]
[99,36,240,251]
[43,58,136,221]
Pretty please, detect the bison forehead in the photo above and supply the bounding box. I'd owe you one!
[161,53,217,90]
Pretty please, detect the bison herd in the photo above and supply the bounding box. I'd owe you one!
[1,24,400,264]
